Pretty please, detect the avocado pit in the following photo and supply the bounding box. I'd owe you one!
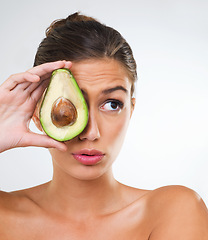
[51,97,77,127]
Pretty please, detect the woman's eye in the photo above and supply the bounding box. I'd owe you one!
[100,100,124,112]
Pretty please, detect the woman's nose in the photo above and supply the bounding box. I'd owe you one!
[78,110,100,141]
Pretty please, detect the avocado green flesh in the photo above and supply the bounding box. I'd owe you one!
[39,69,88,141]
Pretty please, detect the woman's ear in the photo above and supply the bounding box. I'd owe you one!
[130,97,136,117]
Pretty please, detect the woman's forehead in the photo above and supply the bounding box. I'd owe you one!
[71,59,132,92]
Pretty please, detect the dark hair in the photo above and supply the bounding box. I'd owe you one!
[34,12,137,95]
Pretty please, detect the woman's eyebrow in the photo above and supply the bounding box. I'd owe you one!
[102,86,128,94]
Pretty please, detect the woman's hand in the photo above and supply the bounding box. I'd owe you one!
[0,60,72,153]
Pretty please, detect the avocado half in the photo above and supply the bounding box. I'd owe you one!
[39,68,88,141]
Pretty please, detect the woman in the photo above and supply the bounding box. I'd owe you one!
[0,12,207,239]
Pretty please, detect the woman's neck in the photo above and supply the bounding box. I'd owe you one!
[41,167,123,219]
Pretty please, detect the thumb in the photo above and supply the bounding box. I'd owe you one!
[21,132,68,152]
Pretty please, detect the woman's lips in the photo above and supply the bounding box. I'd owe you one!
[72,149,105,165]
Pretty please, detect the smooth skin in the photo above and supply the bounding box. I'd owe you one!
[0,59,208,239]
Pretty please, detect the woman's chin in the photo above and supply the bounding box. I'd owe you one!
[69,164,112,182]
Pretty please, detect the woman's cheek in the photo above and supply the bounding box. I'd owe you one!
[105,111,130,146]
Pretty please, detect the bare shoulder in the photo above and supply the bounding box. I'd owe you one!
[148,185,205,204]
[0,183,47,214]
[0,189,36,212]
[146,185,208,240]
[0,190,28,230]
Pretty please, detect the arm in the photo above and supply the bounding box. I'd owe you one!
[0,60,72,153]
[149,186,208,240]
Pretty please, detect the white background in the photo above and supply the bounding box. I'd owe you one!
[0,0,207,206]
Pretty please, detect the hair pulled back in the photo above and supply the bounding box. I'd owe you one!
[34,12,137,95]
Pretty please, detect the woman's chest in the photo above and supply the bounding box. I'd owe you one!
[2,210,151,240]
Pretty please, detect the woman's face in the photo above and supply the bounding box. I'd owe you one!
[42,59,135,180]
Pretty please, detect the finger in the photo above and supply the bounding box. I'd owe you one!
[30,78,50,103]
[12,81,32,92]
[27,60,72,78]
[2,72,40,91]
[22,132,68,152]
[24,75,49,94]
